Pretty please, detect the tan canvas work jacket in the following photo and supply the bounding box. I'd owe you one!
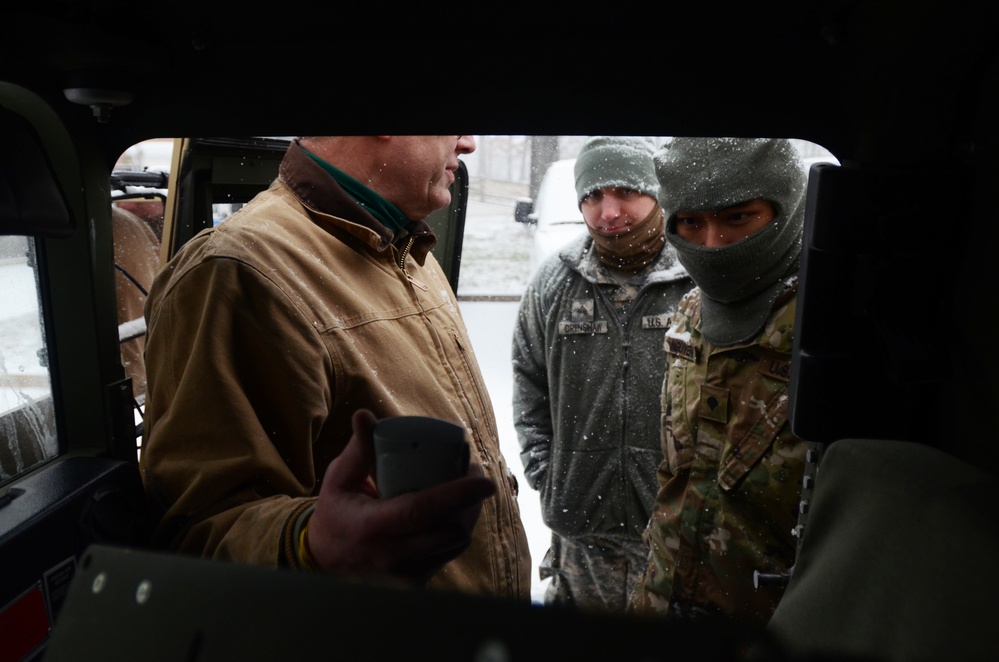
[141,141,531,599]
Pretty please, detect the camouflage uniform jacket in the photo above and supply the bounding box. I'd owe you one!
[631,280,806,628]
[512,233,691,542]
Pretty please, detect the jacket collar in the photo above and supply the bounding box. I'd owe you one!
[278,140,437,266]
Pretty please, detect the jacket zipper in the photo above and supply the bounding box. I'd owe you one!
[397,235,428,291]
[396,235,414,270]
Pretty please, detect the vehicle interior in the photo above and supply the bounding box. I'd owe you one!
[2,3,998,660]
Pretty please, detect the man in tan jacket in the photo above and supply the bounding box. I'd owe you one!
[141,136,531,598]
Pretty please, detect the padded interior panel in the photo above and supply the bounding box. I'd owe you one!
[761,438,999,660]
[0,106,72,237]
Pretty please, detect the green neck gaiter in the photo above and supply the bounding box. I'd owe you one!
[590,205,666,272]
[302,148,410,234]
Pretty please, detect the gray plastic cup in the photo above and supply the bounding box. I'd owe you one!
[372,416,471,498]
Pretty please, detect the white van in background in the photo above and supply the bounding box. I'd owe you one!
[514,158,585,275]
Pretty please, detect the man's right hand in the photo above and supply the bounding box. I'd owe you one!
[305,409,496,586]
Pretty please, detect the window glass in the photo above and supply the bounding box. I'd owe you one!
[112,199,166,459]
[113,138,174,457]
[0,235,57,483]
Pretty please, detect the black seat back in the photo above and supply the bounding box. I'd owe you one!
[758,438,999,660]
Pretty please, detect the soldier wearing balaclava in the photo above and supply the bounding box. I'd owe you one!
[660,137,806,345]
[630,137,811,633]
[512,136,692,612]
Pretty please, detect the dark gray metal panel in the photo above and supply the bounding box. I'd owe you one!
[45,544,750,662]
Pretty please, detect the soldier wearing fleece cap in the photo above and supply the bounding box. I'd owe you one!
[513,136,692,611]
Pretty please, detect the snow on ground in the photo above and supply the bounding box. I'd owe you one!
[0,258,51,413]
[457,198,552,603]
[459,298,552,604]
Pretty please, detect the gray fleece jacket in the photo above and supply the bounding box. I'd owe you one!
[512,232,691,540]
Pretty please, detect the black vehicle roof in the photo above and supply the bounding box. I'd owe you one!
[2,2,992,164]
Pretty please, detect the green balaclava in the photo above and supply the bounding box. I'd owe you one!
[655,137,807,346]
[574,136,665,271]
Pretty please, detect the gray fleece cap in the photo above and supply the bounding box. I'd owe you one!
[655,137,806,222]
[573,136,659,205]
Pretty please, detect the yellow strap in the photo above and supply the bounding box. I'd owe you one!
[297,519,318,572]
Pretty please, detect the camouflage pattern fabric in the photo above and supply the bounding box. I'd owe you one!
[631,282,807,630]
[541,533,650,612]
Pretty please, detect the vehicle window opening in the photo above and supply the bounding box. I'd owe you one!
[111,171,167,454]
[1,235,57,484]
